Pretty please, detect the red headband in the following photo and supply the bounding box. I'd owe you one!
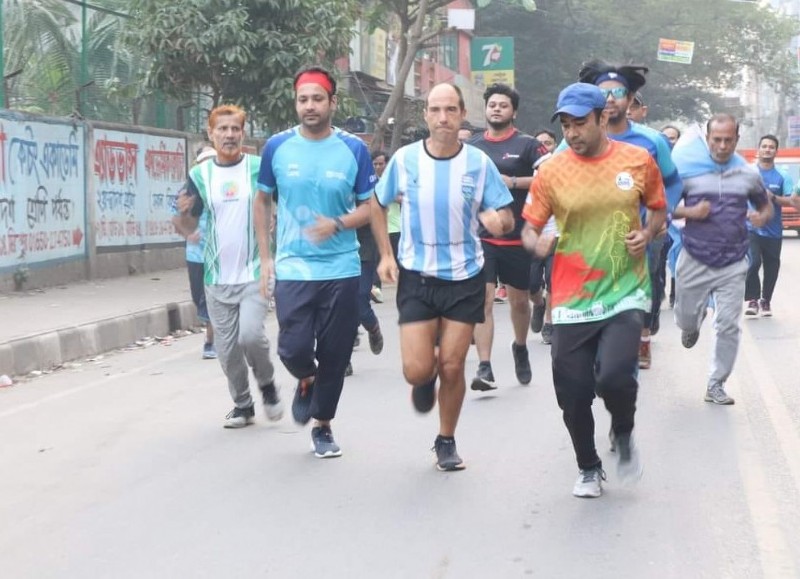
[295,71,334,95]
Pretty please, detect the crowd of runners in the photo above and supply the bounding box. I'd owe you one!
[171,60,797,498]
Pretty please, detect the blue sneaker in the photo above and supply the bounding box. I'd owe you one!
[292,377,315,425]
[202,343,217,359]
[310,425,342,458]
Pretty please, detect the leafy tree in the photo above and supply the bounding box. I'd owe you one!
[126,0,360,132]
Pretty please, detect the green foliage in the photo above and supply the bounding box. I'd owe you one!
[126,0,360,132]
[476,0,800,131]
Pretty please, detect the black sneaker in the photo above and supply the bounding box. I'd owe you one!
[310,425,342,458]
[512,341,532,385]
[530,299,546,333]
[470,361,496,391]
[412,373,437,413]
[223,405,255,429]
[292,377,315,425]
[681,329,700,349]
[259,381,283,421]
[650,311,660,336]
[541,323,553,345]
[368,325,384,355]
[432,435,466,471]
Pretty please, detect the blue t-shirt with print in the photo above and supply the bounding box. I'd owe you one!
[257,127,376,281]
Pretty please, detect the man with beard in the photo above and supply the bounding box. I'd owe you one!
[575,60,682,371]
[523,83,666,497]
[744,134,796,317]
[257,66,376,458]
[467,83,546,390]
[176,105,283,429]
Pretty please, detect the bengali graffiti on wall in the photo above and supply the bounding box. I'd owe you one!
[0,118,86,269]
[93,130,186,247]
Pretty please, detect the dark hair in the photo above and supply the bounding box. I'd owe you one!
[534,129,556,141]
[483,83,520,111]
[578,59,649,94]
[293,65,337,96]
[660,124,681,138]
[425,83,465,111]
[706,113,739,136]
[759,134,779,149]
[371,150,389,162]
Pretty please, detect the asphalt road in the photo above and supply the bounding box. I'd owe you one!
[3,239,800,578]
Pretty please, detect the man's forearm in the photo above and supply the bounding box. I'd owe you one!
[644,208,666,240]
[254,192,272,261]
[370,196,393,258]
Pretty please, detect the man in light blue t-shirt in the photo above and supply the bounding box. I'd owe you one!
[257,66,376,459]
[744,134,797,317]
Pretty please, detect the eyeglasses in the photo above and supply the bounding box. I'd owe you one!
[599,87,628,100]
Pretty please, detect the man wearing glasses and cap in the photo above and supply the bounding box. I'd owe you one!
[523,82,666,498]
[627,91,648,124]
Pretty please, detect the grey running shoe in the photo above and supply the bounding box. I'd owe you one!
[704,381,735,405]
[224,405,255,429]
[530,300,546,333]
[614,432,643,485]
[573,466,606,498]
[744,299,759,316]
[310,425,342,458]
[470,361,496,391]
[292,377,315,425]
[512,342,532,384]
[368,325,384,355]
[412,373,437,413]
[541,323,553,345]
[433,435,466,471]
[759,299,772,317]
[259,381,283,421]
[681,329,700,349]
[202,343,217,359]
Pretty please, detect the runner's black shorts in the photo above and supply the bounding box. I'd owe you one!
[397,268,485,325]
[481,241,532,291]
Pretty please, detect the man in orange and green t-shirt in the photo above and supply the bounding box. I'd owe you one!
[522,83,666,499]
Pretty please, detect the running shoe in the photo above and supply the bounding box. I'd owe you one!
[310,425,342,458]
[530,299,546,333]
[608,427,616,453]
[223,405,255,429]
[259,381,283,421]
[614,432,643,485]
[432,435,466,471]
[412,373,437,413]
[744,299,759,316]
[202,342,217,359]
[292,377,315,425]
[704,381,735,405]
[759,299,772,317]
[470,361,496,391]
[541,323,553,345]
[370,286,384,304]
[494,285,508,303]
[368,324,384,355]
[638,339,651,369]
[512,342,532,384]
[573,466,606,498]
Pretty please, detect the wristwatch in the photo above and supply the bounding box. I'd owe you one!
[333,216,345,232]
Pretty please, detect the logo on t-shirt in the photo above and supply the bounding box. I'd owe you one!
[461,175,476,201]
[615,172,634,191]
[222,181,239,201]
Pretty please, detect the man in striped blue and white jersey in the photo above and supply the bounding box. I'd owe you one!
[372,83,514,472]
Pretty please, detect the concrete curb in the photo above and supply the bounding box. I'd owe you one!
[0,301,199,377]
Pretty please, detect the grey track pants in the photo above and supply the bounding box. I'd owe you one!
[674,251,747,385]
[205,282,275,409]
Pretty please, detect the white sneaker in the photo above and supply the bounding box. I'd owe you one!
[259,382,284,421]
[573,466,606,498]
[224,406,255,428]
[615,432,643,485]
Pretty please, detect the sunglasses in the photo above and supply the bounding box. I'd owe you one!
[600,87,628,100]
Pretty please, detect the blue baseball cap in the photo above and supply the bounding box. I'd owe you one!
[551,83,607,122]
